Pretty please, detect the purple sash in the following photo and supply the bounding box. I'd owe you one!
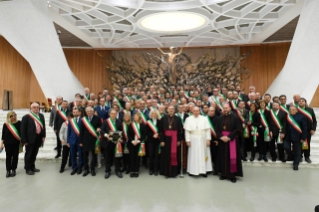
[222,131,237,173]
[164,130,178,166]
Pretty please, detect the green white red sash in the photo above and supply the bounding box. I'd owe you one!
[280,104,289,113]
[132,122,141,140]
[58,110,67,121]
[189,112,193,116]
[159,113,164,118]
[84,94,89,101]
[6,123,21,140]
[287,114,302,134]
[122,109,130,115]
[265,105,271,111]
[105,102,109,107]
[238,96,243,101]
[72,101,76,109]
[298,107,312,122]
[230,100,237,109]
[249,112,258,147]
[64,121,68,126]
[270,109,283,143]
[107,118,117,131]
[247,100,252,106]
[82,117,98,138]
[115,141,123,157]
[211,96,223,111]
[258,109,270,141]
[137,110,147,124]
[28,112,43,130]
[175,113,185,124]
[236,109,249,137]
[124,96,130,102]
[138,141,146,156]
[207,117,217,138]
[114,97,122,108]
[291,102,298,108]
[147,120,158,134]
[193,98,197,104]
[183,93,189,99]
[55,104,60,111]
[70,118,80,137]
[219,92,225,99]
[122,123,128,141]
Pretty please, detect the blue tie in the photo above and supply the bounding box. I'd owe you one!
[89,117,92,122]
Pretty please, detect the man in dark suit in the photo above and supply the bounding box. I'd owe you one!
[101,109,123,179]
[245,92,259,110]
[298,98,317,163]
[269,102,287,162]
[79,107,102,176]
[208,106,219,174]
[54,100,70,158]
[264,93,273,110]
[94,98,110,120]
[235,85,248,102]
[284,105,307,170]
[176,104,189,171]
[67,108,83,175]
[279,95,290,113]
[21,102,46,175]
[234,101,248,161]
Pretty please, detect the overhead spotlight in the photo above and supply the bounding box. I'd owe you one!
[47,1,49,3]
[48,4,51,7]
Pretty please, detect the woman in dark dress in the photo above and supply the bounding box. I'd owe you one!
[127,112,146,178]
[257,100,272,162]
[146,110,161,176]
[0,111,21,177]
[244,103,261,162]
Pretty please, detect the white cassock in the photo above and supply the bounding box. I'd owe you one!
[184,115,212,175]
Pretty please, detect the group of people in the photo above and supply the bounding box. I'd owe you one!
[1,84,316,183]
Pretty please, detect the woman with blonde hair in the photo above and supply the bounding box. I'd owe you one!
[146,109,161,176]
[1,111,21,178]
[122,112,131,174]
[127,112,146,178]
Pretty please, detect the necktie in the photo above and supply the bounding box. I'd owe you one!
[102,107,104,112]
[36,120,41,134]
[89,117,92,122]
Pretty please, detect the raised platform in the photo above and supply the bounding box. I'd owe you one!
[1,110,319,168]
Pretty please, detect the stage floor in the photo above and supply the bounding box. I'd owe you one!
[0,162,318,212]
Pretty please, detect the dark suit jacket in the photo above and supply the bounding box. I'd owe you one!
[118,111,124,122]
[269,110,287,137]
[54,108,70,136]
[100,119,122,148]
[300,107,317,132]
[258,109,271,130]
[127,122,146,147]
[21,113,46,145]
[94,105,110,120]
[286,113,307,142]
[146,119,161,143]
[67,117,82,145]
[79,115,102,151]
[244,111,261,128]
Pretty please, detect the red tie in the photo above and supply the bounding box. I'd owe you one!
[36,121,41,134]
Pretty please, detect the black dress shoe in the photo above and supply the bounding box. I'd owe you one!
[68,163,72,167]
[272,158,276,162]
[116,172,123,178]
[105,173,110,179]
[305,158,312,163]
[55,154,61,159]
[201,174,207,178]
[286,157,294,161]
[154,171,158,176]
[257,156,262,161]
[130,173,134,178]
[242,157,247,162]
[121,168,126,173]
[135,173,139,178]
[231,178,237,183]
[54,147,57,150]
[263,156,268,162]
[91,170,96,176]
[293,166,298,171]
[11,170,16,177]
[149,170,154,175]
[26,170,34,175]
[219,176,226,180]
[6,171,11,178]
[250,157,255,162]
[71,169,77,175]
[300,158,303,162]
[83,170,89,177]
[60,168,64,173]
[212,170,218,175]
[77,169,82,175]
[32,168,40,172]
[126,170,130,174]
[281,159,286,163]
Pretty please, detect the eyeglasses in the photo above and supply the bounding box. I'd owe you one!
[10,114,17,118]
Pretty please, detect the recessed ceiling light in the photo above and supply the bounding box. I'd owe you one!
[138,12,208,33]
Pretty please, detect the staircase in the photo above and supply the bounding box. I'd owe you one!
[0,110,319,168]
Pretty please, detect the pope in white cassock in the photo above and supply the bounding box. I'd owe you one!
[184,107,212,177]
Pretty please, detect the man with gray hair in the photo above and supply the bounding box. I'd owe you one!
[246,92,259,110]
[21,102,46,175]
[83,88,90,100]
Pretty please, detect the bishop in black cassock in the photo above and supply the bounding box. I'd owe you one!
[159,106,183,177]
[215,103,243,183]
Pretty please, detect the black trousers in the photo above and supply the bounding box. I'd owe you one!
[148,140,160,171]
[24,134,42,171]
[302,131,312,158]
[104,143,121,173]
[61,145,70,169]
[56,132,62,155]
[129,144,140,173]
[210,139,218,168]
[269,136,285,160]
[257,128,268,155]
[83,151,96,171]
[4,143,19,171]
[238,133,247,158]
[122,143,130,170]
[248,134,256,157]
[285,140,302,166]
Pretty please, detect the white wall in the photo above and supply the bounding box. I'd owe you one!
[0,0,84,102]
[266,0,319,104]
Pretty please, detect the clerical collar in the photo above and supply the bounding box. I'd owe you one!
[224,111,231,116]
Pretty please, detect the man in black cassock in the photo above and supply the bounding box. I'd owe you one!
[160,106,183,177]
[215,102,243,183]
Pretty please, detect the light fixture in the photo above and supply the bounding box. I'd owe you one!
[138,12,208,33]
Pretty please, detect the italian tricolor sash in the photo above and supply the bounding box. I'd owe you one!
[270,109,283,143]
[183,93,189,99]
[137,110,147,124]
[58,110,67,121]
[258,109,270,141]
[6,123,21,140]
[114,97,122,108]
[287,114,302,134]
[147,120,158,134]
[291,102,298,108]
[82,117,98,138]
[211,96,223,112]
[138,141,146,156]
[122,123,128,141]
[55,104,60,111]
[298,107,312,122]
[207,117,217,138]
[123,109,129,115]
[236,109,249,137]
[64,121,68,126]
[265,105,271,111]
[107,118,117,131]
[70,118,80,137]
[72,101,76,109]
[28,112,43,130]
[124,96,130,102]
[193,98,197,104]
[175,113,184,124]
[280,104,289,113]
[249,112,258,147]
[231,100,237,109]
[247,100,252,106]
[132,122,141,140]
[84,94,89,101]
[238,96,243,101]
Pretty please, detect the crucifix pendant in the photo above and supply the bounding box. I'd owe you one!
[169,125,172,129]
[223,126,226,130]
